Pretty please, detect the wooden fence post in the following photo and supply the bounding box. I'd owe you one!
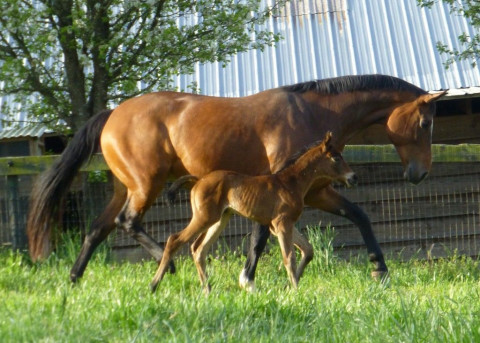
[6,175,27,250]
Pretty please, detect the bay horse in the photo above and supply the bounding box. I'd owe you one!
[150,132,357,293]
[27,74,446,289]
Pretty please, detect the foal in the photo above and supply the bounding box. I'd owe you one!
[150,132,357,293]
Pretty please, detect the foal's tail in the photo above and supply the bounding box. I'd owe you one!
[27,109,113,261]
[167,175,199,204]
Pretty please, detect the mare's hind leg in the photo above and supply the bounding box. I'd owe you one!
[190,213,232,294]
[115,186,174,272]
[305,185,388,280]
[292,228,314,281]
[70,178,126,283]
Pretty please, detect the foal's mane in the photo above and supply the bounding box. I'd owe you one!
[282,74,426,96]
[277,139,327,173]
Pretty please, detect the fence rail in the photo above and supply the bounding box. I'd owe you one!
[1,144,479,261]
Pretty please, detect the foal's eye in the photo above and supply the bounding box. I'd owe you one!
[331,155,341,162]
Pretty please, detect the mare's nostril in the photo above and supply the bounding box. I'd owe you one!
[419,172,428,183]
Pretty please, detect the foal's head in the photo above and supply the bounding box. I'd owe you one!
[311,132,357,187]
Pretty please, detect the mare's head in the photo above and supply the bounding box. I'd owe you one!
[317,132,357,187]
[385,90,447,184]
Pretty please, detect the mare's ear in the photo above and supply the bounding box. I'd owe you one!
[418,90,447,104]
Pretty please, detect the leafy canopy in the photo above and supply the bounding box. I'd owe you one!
[418,0,480,69]
[0,0,285,131]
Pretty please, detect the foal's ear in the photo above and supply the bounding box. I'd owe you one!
[323,131,333,150]
[323,131,332,147]
[418,90,447,104]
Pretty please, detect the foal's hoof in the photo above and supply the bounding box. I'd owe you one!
[150,282,158,293]
[371,270,389,283]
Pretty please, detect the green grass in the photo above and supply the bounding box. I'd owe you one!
[1,229,480,342]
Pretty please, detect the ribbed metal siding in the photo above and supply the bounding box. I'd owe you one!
[173,0,480,96]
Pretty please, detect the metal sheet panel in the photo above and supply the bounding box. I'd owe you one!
[0,124,50,140]
[173,0,480,96]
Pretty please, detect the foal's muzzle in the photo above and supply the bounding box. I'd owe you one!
[345,173,358,187]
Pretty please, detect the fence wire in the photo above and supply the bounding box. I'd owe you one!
[0,146,479,261]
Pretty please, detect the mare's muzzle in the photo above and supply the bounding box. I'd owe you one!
[404,162,429,185]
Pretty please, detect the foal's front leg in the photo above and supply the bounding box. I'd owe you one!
[272,220,298,288]
[292,228,314,281]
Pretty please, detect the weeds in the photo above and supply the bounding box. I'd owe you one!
[0,228,479,342]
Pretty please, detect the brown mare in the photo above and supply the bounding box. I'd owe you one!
[150,132,357,293]
[27,74,446,289]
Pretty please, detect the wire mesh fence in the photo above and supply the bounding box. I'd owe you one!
[0,145,479,261]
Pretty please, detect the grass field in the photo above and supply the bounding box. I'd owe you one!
[1,229,480,343]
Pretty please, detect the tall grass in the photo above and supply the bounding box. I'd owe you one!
[1,227,480,342]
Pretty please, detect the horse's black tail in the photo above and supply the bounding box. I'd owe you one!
[27,109,113,261]
[167,175,199,204]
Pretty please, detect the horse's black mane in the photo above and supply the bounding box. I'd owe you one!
[282,74,426,96]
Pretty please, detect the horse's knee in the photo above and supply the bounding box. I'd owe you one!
[303,248,314,264]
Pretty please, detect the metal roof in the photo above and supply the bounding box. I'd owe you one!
[173,0,480,97]
[1,0,480,133]
[0,124,51,140]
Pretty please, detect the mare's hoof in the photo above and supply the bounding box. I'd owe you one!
[239,270,256,293]
[168,261,176,274]
[371,270,389,283]
[70,274,79,283]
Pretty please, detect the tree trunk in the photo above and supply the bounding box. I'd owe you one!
[87,0,110,118]
[51,0,88,132]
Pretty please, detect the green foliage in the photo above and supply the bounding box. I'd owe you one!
[304,224,338,274]
[87,170,108,183]
[0,0,285,131]
[418,0,480,68]
[1,231,480,342]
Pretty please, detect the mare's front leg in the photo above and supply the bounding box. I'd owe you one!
[304,185,388,279]
[239,224,270,292]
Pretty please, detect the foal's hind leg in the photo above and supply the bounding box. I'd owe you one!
[70,178,126,283]
[190,214,232,294]
[150,215,217,293]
